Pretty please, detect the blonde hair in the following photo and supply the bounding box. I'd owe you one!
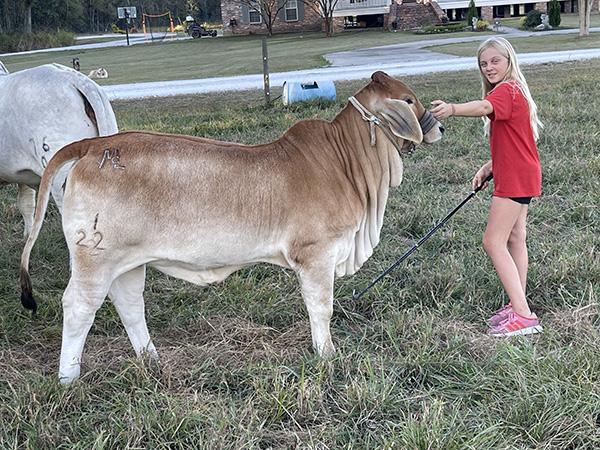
[477,37,542,141]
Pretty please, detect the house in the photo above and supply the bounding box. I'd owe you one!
[221,0,322,34]
[221,0,597,35]
[438,0,590,22]
[221,0,448,33]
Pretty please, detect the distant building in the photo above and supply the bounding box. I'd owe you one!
[438,0,594,22]
[221,0,598,35]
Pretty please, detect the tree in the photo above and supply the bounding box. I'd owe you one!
[302,0,340,37]
[578,0,592,36]
[237,0,287,36]
[467,0,477,29]
[548,0,560,28]
[186,0,199,16]
[24,0,33,33]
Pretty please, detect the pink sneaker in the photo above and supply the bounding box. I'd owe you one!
[489,311,543,337]
[488,303,512,327]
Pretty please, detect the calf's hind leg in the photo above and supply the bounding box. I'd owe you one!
[59,277,110,384]
[108,265,158,359]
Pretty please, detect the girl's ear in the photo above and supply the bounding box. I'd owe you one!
[380,98,423,144]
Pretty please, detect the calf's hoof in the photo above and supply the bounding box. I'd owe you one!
[58,366,81,385]
[315,340,336,358]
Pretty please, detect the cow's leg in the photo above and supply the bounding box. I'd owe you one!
[59,276,109,384]
[296,262,336,357]
[50,168,69,214]
[17,184,36,237]
[108,265,157,359]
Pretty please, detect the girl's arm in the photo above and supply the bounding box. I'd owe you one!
[430,99,493,119]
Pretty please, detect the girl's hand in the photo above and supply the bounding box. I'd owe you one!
[472,162,493,191]
[430,100,455,120]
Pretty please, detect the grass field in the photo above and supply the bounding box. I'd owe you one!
[428,32,600,56]
[0,29,485,84]
[2,24,599,85]
[499,12,600,29]
[0,59,599,448]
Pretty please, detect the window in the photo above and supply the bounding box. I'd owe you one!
[285,0,298,22]
[249,2,262,24]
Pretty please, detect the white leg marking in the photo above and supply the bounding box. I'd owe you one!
[59,278,109,384]
[17,184,36,238]
[108,265,157,359]
[297,265,336,357]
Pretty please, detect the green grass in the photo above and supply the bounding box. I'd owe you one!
[1,60,599,448]
[499,12,600,29]
[74,36,130,44]
[0,29,502,85]
[2,25,599,85]
[427,32,600,56]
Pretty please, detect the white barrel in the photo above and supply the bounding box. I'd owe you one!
[282,80,336,105]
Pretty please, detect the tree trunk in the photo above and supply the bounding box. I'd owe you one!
[324,15,333,37]
[579,0,591,37]
[25,5,32,34]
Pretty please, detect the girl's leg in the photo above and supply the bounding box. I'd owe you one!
[483,197,532,317]
[508,205,529,294]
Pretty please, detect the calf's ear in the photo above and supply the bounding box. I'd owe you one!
[380,98,423,144]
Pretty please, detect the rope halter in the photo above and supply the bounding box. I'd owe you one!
[348,96,381,147]
[348,96,438,153]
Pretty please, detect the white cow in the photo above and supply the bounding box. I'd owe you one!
[20,72,444,383]
[0,63,118,236]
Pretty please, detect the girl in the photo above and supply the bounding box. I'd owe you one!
[430,37,543,337]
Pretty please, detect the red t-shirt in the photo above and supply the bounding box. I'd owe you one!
[486,81,541,197]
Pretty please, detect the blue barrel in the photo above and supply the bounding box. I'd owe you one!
[282,80,336,105]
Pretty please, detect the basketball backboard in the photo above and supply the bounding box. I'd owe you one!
[117,6,137,19]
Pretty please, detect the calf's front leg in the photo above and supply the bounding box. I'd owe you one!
[17,184,36,238]
[108,265,158,359]
[296,262,336,357]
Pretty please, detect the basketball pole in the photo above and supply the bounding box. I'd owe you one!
[124,8,130,45]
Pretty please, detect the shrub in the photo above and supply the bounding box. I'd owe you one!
[0,31,75,53]
[548,0,561,27]
[467,0,478,29]
[519,17,527,29]
[524,9,542,29]
[416,22,468,34]
[476,19,489,31]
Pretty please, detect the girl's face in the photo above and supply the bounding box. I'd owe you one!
[479,46,509,85]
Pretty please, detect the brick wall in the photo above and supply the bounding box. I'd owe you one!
[534,2,547,12]
[221,1,322,36]
[388,0,447,30]
[481,6,493,20]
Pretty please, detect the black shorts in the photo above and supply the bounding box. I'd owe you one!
[510,197,532,205]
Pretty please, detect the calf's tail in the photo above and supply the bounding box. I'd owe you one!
[20,141,90,313]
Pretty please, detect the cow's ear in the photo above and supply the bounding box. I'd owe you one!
[371,71,391,84]
[380,98,423,144]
